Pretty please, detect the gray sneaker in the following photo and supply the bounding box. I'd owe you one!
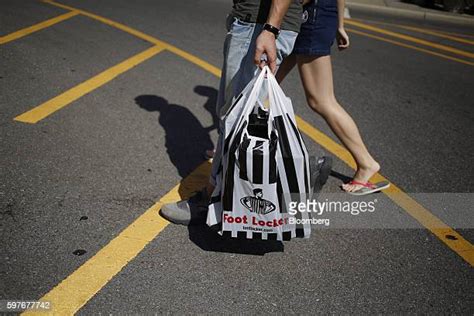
[310,156,332,194]
[160,188,209,225]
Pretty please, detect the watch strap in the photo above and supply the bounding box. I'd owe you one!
[263,23,280,38]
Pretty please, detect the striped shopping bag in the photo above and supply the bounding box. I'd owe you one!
[207,66,312,241]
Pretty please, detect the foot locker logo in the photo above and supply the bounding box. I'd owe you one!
[240,189,276,215]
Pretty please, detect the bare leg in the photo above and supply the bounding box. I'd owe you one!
[296,55,380,192]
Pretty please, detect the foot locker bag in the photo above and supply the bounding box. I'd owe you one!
[207,66,312,241]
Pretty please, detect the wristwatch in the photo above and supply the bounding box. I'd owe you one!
[263,23,280,39]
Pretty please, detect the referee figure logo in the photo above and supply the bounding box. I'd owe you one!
[240,189,276,215]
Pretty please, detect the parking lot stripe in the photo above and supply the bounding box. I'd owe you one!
[43,0,222,77]
[345,20,474,59]
[166,46,222,77]
[0,11,79,45]
[22,161,211,316]
[347,28,474,67]
[295,117,474,266]
[42,0,167,46]
[352,19,474,45]
[14,45,166,123]
[390,26,474,45]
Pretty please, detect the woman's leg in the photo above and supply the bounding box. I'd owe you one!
[296,54,380,192]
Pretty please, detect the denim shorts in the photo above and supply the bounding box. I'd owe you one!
[293,0,338,56]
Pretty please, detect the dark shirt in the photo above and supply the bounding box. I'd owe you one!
[231,0,303,33]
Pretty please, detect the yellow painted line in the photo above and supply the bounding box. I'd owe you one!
[433,30,474,39]
[387,25,474,46]
[43,0,222,77]
[14,45,165,123]
[350,18,474,42]
[295,118,474,266]
[426,29,474,39]
[23,161,212,315]
[347,28,474,67]
[42,0,166,46]
[351,18,474,45]
[345,19,474,59]
[0,11,79,45]
[166,46,222,77]
[13,0,220,123]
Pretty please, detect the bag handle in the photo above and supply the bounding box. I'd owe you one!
[225,66,271,148]
[253,66,283,139]
[265,66,297,121]
[241,66,271,119]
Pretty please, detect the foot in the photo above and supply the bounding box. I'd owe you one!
[342,161,380,193]
[344,180,390,196]
[159,188,209,225]
[310,156,333,195]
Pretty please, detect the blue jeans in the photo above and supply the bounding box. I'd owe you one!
[210,17,298,186]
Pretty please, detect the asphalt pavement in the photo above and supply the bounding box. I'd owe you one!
[1,0,473,314]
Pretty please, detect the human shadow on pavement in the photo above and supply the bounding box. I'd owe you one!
[194,85,220,133]
[188,225,284,255]
[330,170,352,183]
[135,88,284,255]
[135,94,214,179]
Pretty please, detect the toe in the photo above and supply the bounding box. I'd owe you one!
[344,184,362,193]
[342,184,351,192]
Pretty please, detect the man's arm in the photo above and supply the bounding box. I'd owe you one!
[253,0,292,73]
[266,0,292,29]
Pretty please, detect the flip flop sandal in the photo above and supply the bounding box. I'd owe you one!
[344,180,390,196]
